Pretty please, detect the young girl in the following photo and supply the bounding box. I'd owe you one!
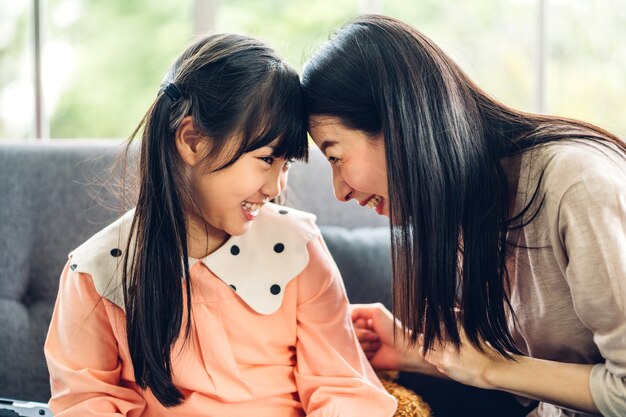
[44,33,397,416]
[302,14,626,417]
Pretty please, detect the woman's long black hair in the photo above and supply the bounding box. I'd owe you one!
[302,15,624,357]
[120,33,307,406]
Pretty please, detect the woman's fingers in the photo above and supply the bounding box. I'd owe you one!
[355,327,380,342]
[353,317,369,330]
[350,303,377,322]
[355,326,382,357]
[351,303,394,335]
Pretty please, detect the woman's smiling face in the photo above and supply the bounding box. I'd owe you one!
[308,115,389,217]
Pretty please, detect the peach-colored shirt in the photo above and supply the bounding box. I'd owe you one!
[45,205,397,416]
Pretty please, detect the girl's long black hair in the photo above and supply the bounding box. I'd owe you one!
[120,33,307,406]
[302,15,624,357]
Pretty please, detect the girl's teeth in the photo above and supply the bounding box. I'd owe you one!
[241,201,261,213]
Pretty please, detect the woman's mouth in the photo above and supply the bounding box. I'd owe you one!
[241,201,262,220]
[363,194,385,216]
[364,194,382,209]
[374,197,385,215]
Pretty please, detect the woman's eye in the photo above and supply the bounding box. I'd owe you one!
[328,156,339,164]
[260,156,275,165]
[285,158,295,167]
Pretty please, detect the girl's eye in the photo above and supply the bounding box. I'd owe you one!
[285,158,295,167]
[260,156,275,165]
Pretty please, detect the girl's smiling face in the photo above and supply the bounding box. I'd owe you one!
[176,116,293,257]
[189,145,291,237]
[308,115,389,217]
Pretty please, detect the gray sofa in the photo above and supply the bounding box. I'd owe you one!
[0,141,390,403]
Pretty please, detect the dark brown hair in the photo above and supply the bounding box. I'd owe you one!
[121,33,307,406]
[302,15,624,357]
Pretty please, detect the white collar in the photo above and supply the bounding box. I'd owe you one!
[69,203,318,315]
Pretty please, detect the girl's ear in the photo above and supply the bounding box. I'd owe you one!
[175,115,210,166]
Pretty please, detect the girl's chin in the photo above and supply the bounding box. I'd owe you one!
[225,220,253,237]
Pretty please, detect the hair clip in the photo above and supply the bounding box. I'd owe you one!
[161,82,183,103]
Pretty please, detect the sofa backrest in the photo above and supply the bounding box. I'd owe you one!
[0,141,391,402]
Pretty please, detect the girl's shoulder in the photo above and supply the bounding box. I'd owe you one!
[66,209,135,310]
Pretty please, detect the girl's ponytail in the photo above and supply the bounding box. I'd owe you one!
[122,90,192,406]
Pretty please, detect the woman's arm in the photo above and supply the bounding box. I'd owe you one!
[486,354,595,411]
[419,328,598,414]
[351,303,601,414]
[416,146,626,415]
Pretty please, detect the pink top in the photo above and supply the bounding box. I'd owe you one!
[44,204,397,416]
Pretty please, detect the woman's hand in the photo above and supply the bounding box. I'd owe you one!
[350,303,433,373]
[351,303,506,382]
[352,305,599,414]
[421,328,507,389]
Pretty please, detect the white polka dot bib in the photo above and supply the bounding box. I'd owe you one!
[68,203,319,315]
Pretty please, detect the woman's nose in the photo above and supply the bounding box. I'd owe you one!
[332,170,352,202]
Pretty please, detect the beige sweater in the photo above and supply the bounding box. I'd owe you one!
[505,140,626,417]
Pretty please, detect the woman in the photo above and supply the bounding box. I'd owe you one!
[302,14,626,417]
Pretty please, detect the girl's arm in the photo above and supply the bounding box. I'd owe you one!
[44,261,146,417]
[294,236,397,417]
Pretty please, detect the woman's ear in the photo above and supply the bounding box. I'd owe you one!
[175,115,209,166]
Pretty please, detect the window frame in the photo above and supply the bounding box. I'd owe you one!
[27,0,551,141]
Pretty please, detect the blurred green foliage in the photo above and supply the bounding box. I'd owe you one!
[47,0,193,138]
[0,0,624,139]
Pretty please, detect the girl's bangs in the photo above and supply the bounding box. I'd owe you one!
[241,68,308,162]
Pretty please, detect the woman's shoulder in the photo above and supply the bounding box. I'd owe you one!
[525,139,626,195]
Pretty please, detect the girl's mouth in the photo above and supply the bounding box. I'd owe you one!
[241,201,262,220]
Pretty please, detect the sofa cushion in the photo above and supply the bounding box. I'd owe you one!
[320,226,392,309]
[0,143,124,402]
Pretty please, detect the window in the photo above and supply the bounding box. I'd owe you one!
[546,0,626,137]
[1,2,34,139]
[1,0,624,140]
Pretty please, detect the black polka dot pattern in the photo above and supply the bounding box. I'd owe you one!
[279,209,288,215]
[273,243,285,253]
[230,245,240,255]
[70,264,77,271]
[110,248,122,257]
[270,284,281,295]
[229,284,237,292]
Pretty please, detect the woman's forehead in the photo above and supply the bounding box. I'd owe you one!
[308,115,345,128]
